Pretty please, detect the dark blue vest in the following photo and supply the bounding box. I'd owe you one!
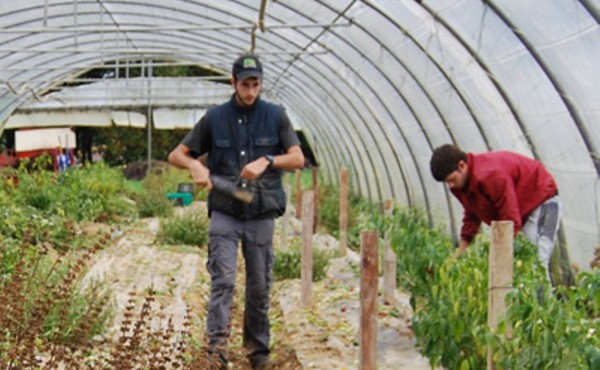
[206,95,287,219]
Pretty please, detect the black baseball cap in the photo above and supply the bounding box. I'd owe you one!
[232,54,263,81]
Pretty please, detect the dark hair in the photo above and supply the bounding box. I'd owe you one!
[430,144,467,181]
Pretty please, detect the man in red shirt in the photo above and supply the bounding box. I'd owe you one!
[430,144,562,284]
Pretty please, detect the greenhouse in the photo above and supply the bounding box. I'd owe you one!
[0,1,599,369]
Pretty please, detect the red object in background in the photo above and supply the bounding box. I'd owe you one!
[0,149,18,168]
[16,148,61,171]
[0,149,19,185]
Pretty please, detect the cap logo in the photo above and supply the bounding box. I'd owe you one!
[243,57,257,69]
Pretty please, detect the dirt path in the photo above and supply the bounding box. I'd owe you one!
[81,202,433,369]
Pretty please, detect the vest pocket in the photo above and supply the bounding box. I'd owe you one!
[254,136,279,157]
[213,140,237,173]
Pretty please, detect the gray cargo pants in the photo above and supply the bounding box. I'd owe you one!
[205,211,275,364]
[521,194,562,285]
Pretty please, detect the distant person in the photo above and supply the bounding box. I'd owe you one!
[56,147,71,172]
[91,147,103,163]
[430,144,561,285]
[168,53,304,369]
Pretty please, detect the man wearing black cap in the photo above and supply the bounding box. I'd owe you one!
[168,54,304,369]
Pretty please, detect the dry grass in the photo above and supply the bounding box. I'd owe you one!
[1,232,301,370]
[0,233,110,369]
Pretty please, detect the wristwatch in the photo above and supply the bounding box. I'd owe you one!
[264,154,275,169]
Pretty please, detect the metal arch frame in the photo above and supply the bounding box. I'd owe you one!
[0,2,360,197]
[0,1,339,101]
[366,2,491,150]
[359,1,510,234]
[0,14,327,140]
[0,3,253,117]
[312,2,458,219]
[0,1,596,209]
[280,63,378,200]
[0,1,248,67]
[273,82,351,179]
[250,2,382,199]
[357,1,495,232]
[306,36,416,208]
[250,2,387,202]
[575,0,599,23]
[481,0,600,175]
[0,2,310,83]
[258,0,385,200]
[421,1,540,163]
[0,0,494,212]
[276,87,344,187]
[301,0,487,226]
[278,80,368,197]
[266,0,406,205]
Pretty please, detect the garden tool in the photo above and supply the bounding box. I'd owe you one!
[209,175,254,204]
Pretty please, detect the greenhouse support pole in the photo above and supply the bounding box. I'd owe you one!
[339,167,349,256]
[146,59,153,174]
[301,191,314,307]
[488,220,514,369]
[360,231,378,370]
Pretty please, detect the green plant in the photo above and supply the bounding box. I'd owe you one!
[134,166,207,218]
[492,268,600,369]
[94,126,189,166]
[411,238,491,369]
[137,191,174,218]
[55,162,136,222]
[273,239,333,282]
[7,160,135,223]
[406,227,600,370]
[291,170,381,251]
[156,206,209,247]
[389,207,453,304]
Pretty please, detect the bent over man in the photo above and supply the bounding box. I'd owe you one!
[430,144,562,285]
[168,53,304,369]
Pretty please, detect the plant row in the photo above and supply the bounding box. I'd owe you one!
[293,169,598,369]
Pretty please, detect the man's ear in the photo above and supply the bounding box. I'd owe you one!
[457,160,468,172]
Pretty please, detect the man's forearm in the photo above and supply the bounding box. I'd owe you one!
[273,145,304,171]
[168,145,196,170]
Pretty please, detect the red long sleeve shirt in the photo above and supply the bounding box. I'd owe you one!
[451,151,558,243]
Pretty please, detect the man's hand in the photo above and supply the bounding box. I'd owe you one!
[190,160,212,190]
[168,144,212,190]
[240,157,270,180]
[449,239,470,262]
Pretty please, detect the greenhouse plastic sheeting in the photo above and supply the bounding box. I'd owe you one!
[0,0,598,270]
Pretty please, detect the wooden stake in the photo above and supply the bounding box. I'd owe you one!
[281,174,291,249]
[312,167,319,233]
[295,169,303,219]
[383,199,397,305]
[360,231,378,370]
[301,191,314,307]
[339,167,349,256]
[488,220,514,370]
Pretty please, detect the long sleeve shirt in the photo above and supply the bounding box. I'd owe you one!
[451,151,558,243]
